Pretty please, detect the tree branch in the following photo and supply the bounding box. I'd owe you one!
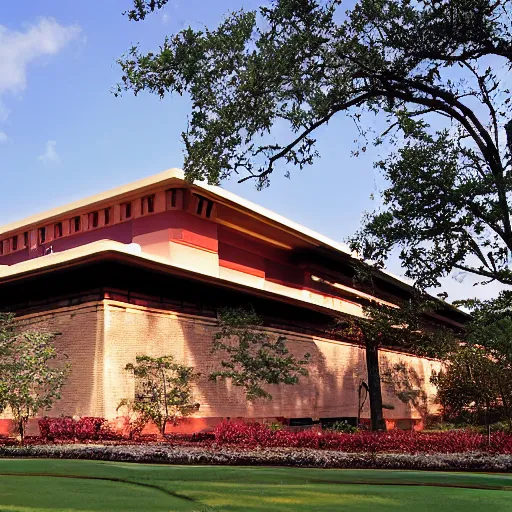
[237,91,378,184]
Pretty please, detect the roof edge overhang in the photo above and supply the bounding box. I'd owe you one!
[0,169,187,236]
[0,241,351,320]
[0,168,468,321]
[0,241,466,329]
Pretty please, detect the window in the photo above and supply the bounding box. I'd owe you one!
[166,188,178,208]
[141,195,155,215]
[121,202,132,219]
[23,232,29,248]
[39,227,46,245]
[72,216,81,233]
[11,236,17,251]
[194,194,214,219]
[54,222,63,238]
[195,197,204,216]
[205,200,214,218]
[90,211,99,229]
[104,207,111,225]
[0,241,3,255]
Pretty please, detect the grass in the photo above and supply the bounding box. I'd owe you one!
[0,459,511,511]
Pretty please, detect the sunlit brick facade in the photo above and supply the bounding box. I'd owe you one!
[0,169,466,434]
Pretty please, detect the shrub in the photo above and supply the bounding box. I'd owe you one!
[213,421,512,454]
[37,417,51,440]
[75,417,106,441]
[39,417,76,441]
[39,417,117,441]
[327,420,359,434]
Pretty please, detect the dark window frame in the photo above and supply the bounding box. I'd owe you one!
[194,194,214,219]
[54,222,63,238]
[142,194,155,215]
[72,216,81,233]
[195,197,204,216]
[122,202,132,219]
[90,211,99,229]
[39,227,46,245]
[168,189,177,208]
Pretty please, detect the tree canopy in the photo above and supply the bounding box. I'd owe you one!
[118,0,512,290]
[119,354,200,436]
[210,308,310,401]
[429,294,512,427]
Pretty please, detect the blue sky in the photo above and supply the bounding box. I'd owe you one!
[0,0,508,303]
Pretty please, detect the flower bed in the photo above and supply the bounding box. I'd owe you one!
[213,421,512,454]
[2,418,507,456]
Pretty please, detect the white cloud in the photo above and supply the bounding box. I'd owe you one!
[38,140,60,165]
[0,132,7,143]
[0,18,81,98]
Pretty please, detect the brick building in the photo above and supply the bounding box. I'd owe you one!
[0,169,466,433]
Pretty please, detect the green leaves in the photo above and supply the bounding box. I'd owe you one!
[0,314,70,443]
[338,292,457,358]
[124,0,171,21]
[120,0,512,288]
[432,293,512,426]
[120,355,200,436]
[210,307,310,401]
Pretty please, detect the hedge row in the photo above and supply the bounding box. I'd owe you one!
[36,416,214,444]
[32,418,512,454]
[213,421,512,454]
[38,417,116,441]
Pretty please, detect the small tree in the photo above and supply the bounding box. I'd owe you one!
[431,345,506,426]
[433,294,512,428]
[119,355,200,437]
[0,314,70,444]
[210,308,310,401]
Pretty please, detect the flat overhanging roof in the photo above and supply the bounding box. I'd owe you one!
[0,240,360,319]
[0,240,467,327]
[0,169,354,255]
[0,168,465,319]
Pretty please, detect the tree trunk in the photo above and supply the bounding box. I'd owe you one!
[18,419,25,446]
[365,342,386,431]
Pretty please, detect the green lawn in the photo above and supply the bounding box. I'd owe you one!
[0,459,511,511]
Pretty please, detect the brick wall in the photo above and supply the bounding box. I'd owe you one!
[102,301,442,429]
[0,302,105,435]
[0,300,442,435]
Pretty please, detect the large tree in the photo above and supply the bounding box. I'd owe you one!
[119,0,500,428]
[338,294,456,430]
[118,0,512,291]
